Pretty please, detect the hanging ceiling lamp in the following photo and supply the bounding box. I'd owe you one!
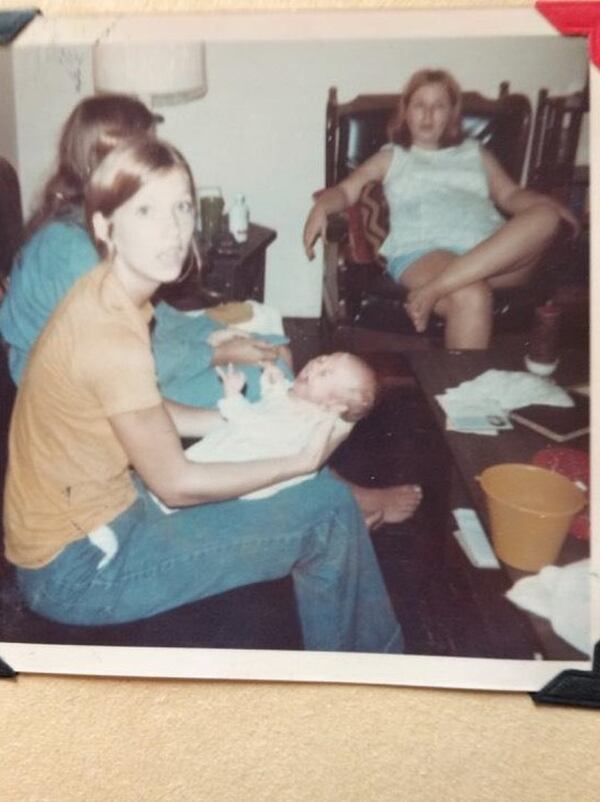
[93,39,207,107]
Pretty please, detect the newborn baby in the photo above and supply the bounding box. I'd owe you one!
[182,352,378,501]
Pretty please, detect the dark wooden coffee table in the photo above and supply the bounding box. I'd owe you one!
[408,335,590,659]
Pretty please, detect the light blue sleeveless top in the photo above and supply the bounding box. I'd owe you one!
[379,139,504,261]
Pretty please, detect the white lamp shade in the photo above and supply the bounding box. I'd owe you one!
[93,41,207,107]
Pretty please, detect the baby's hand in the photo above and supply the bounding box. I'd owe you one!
[261,361,286,386]
[215,364,247,397]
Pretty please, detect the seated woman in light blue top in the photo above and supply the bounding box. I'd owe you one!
[0,94,288,407]
[304,68,580,350]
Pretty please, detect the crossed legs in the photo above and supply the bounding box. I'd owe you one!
[400,205,563,349]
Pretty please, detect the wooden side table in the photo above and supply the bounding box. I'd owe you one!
[202,223,276,302]
[157,223,277,311]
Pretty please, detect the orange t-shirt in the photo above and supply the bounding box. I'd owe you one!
[4,262,162,568]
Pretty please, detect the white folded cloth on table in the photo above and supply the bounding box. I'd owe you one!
[505,559,591,656]
[435,369,574,435]
[440,369,573,411]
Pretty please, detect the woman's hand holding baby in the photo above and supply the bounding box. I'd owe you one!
[292,417,349,476]
[212,335,279,366]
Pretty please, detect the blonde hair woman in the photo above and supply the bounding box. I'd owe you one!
[304,68,579,349]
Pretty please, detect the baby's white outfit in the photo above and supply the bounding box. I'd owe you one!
[181,374,352,501]
[379,139,505,262]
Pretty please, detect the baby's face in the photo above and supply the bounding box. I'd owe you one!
[292,353,373,415]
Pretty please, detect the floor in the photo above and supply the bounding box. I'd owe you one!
[284,317,545,659]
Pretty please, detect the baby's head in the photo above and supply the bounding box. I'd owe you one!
[292,352,377,422]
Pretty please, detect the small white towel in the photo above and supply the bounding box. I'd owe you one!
[88,525,119,570]
[441,369,573,411]
[505,559,591,655]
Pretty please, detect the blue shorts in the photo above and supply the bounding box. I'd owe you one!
[386,247,467,283]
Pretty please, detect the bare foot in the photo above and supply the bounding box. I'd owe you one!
[353,484,423,529]
[405,287,438,333]
[364,509,384,529]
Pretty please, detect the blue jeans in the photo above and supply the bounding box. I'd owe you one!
[16,471,403,654]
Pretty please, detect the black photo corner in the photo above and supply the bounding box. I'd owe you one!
[0,9,39,45]
[531,640,600,709]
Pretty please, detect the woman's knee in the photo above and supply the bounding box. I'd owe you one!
[445,281,492,316]
[525,204,563,242]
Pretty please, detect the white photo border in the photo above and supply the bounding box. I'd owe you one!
[0,5,597,692]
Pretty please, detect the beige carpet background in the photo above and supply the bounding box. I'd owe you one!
[1,1,598,799]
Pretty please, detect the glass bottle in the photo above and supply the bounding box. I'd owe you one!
[229,194,249,244]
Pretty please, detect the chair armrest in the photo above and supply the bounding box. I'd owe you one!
[325,213,349,243]
[322,230,379,328]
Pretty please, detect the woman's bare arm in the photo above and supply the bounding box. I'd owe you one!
[109,403,347,508]
[480,147,580,235]
[303,148,392,259]
[162,399,222,439]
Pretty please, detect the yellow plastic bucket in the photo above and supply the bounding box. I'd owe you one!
[477,463,586,571]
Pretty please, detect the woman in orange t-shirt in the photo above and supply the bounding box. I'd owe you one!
[5,137,403,655]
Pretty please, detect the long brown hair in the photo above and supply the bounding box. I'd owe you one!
[85,136,199,273]
[388,68,464,149]
[23,94,158,241]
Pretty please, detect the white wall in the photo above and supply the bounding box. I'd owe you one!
[2,17,589,316]
[0,45,18,169]
[9,18,107,220]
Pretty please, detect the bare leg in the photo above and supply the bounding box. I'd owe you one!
[402,205,562,341]
[399,252,494,348]
[435,282,493,349]
[334,474,423,529]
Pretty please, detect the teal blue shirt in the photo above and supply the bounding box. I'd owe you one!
[0,220,287,406]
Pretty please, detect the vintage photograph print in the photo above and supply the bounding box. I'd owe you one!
[0,7,596,690]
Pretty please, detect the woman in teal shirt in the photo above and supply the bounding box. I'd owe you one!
[0,93,288,406]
